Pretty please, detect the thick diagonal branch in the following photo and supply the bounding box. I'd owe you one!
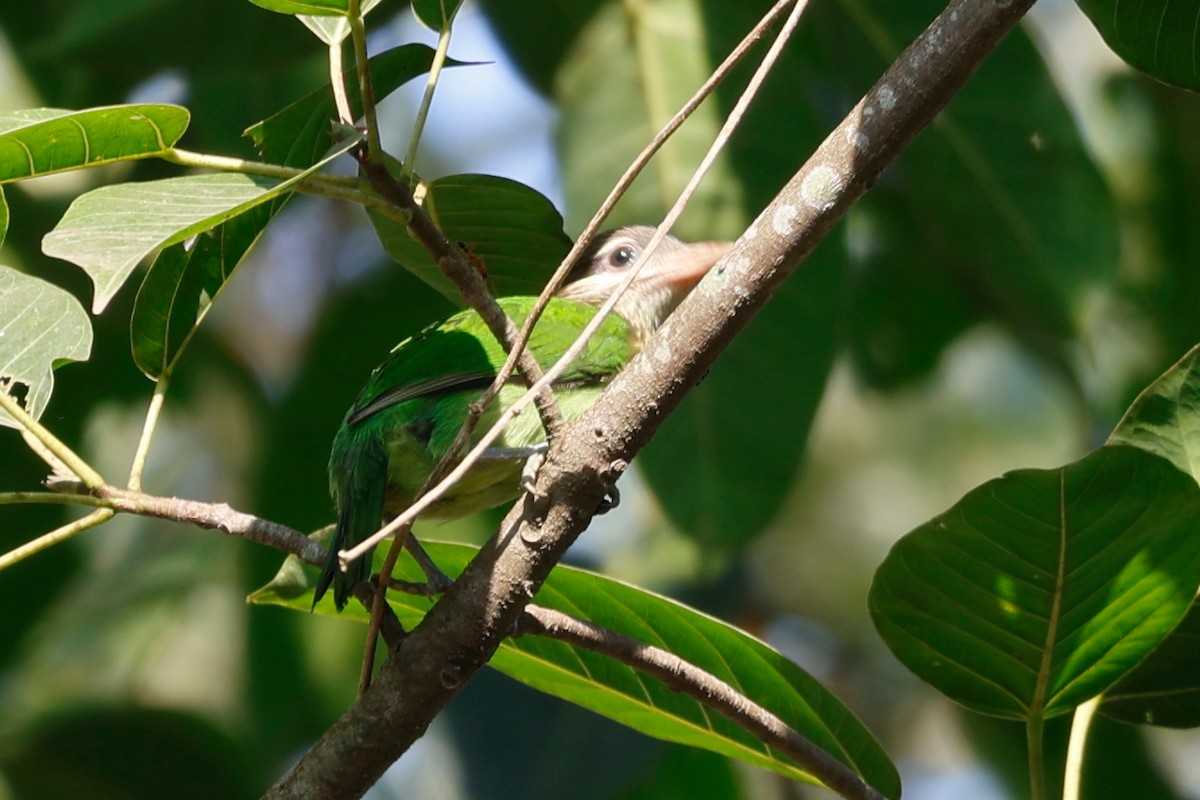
[264,1,1038,798]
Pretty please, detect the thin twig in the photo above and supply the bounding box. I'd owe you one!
[329,40,355,127]
[0,508,113,571]
[402,20,456,181]
[0,389,104,488]
[127,376,169,491]
[348,0,383,161]
[518,605,886,800]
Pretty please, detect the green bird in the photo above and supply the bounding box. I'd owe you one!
[317,226,730,610]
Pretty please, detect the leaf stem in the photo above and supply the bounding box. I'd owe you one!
[0,508,113,572]
[328,39,355,127]
[163,148,360,188]
[1027,713,1046,800]
[403,16,456,181]
[348,0,383,161]
[1063,698,1098,800]
[127,375,169,491]
[0,389,104,488]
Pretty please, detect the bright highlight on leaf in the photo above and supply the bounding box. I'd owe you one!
[1109,342,1200,484]
[251,541,901,798]
[245,0,349,16]
[870,445,1200,721]
[43,137,359,315]
[0,105,189,183]
[0,268,92,427]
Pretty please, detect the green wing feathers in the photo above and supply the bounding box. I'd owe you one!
[319,428,389,611]
[315,297,636,609]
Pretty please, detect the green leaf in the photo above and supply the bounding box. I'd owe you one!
[1076,0,1200,92]
[869,445,1200,721]
[412,0,464,31]
[0,105,189,183]
[245,0,347,16]
[367,173,573,301]
[1108,342,1200,483]
[43,137,358,314]
[818,0,1117,387]
[1101,599,1200,728]
[128,139,360,378]
[640,241,843,548]
[0,268,92,426]
[251,541,900,797]
[246,44,444,166]
[298,0,383,44]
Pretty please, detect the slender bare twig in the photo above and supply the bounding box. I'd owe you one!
[518,605,886,800]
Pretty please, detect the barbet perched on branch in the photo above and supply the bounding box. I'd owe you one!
[317,226,730,609]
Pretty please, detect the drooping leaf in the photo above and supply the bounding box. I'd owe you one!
[43,137,358,314]
[246,44,446,166]
[0,105,189,183]
[0,268,92,426]
[870,445,1200,721]
[297,0,382,44]
[367,173,573,301]
[1101,599,1200,728]
[128,139,359,378]
[251,541,900,798]
[1076,0,1200,92]
[412,0,464,31]
[1108,342,1200,483]
[245,0,347,16]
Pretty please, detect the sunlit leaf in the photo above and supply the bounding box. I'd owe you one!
[43,137,358,314]
[1077,0,1200,92]
[129,139,360,378]
[0,268,91,426]
[1101,599,1200,728]
[251,541,900,798]
[0,105,189,183]
[1108,342,1200,484]
[245,0,347,16]
[367,173,572,301]
[298,0,383,44]
[870,446,1200,721]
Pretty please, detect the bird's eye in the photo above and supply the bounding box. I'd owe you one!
[608,244,636,268]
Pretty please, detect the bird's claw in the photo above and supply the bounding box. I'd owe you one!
[596,485,620,515]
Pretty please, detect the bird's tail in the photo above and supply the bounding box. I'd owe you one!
[315,436,389,611]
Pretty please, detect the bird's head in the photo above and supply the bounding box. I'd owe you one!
[556,225,730,343]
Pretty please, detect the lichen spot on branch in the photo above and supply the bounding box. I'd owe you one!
[800,165,844,213]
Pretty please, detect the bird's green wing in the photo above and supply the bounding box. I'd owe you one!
[347,296,635,426]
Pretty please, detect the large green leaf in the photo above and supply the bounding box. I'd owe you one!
[1108,342,1200,483]
[367,173,573,301]
[43,138,357,314]
[870,445,1200,721]
[251,541,900,797]
[245,44,445,166]
[0,268,92,427]
[0,105,189,183]
[1076,0,1200,92]
[1101,599,1200,728]
[128,140,359,378]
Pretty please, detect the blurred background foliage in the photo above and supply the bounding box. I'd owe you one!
[1,0,1198,797]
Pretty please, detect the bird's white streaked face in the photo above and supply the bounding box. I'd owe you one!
[557,226,730,342]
